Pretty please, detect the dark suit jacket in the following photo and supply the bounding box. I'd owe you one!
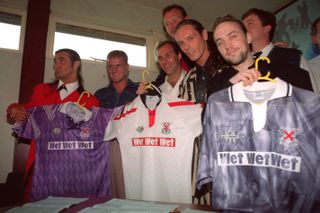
[256,60,313,92]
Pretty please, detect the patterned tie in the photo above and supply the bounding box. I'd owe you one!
[57,84,67,91]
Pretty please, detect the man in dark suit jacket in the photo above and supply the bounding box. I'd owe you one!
[241,8,317,92]
[212,15,313,92]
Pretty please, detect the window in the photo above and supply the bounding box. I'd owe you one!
[54,23,147,67]
[0,11,22,50]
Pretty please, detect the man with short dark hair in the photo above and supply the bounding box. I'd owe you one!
[155,41,186,98]
[241,8,317,92]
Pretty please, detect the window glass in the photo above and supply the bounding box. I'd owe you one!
[0,11,21,50]
[54,23,147,67]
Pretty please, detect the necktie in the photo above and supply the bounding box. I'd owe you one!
[57,84,67,91]
[253,51,262,60]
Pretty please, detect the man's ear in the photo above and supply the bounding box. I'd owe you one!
[264,24,272,37]
[74,61,81,70]
[178,51,182,60]
[202,29,208,41]
[246,32,252,44]
[311,35,318,45]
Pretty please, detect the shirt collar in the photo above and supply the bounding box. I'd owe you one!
[58,80,79,93]
[59,101,93,122]
[259,42,274,58]
[229,78,292,104]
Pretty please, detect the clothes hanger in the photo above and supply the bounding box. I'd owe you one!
[141,69,162,96]
[142,69,154,90]
[255,56,276,83]
[76,91,91,109]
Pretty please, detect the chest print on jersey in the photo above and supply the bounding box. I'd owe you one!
[221,132,239,143]
[52,127,61,135]
[161,122,171,134]
[80,127,90,139]
[136,126,144,133]
[280,128,297,145]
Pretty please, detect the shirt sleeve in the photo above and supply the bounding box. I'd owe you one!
[13,115,37,140]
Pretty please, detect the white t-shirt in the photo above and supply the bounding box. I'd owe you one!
[159,70,186,100]
[104,95,202,203]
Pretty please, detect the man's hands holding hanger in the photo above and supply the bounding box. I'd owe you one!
[136,82,148,95]
[229,68,261,87]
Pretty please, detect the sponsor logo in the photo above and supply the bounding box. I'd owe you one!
[221,132,239,142]
[161,122,171,134]
[48,141,94,150]
[217,151,301,173]
[132,137,176,147]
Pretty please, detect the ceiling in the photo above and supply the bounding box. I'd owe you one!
[119,0,295,27]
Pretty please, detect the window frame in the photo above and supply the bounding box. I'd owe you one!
[0,6,26,53]
[47,14,154,69]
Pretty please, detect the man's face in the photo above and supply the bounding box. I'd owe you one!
[242,14,269,42]
[106,56,129,83]
[157,43,181,76]
[312,21,320,47]
[54,51,78,83]
[163,8,185,38]
[175,24,207,64]
[214,21,251,66]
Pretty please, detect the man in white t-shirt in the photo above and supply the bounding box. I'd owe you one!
[156,41,187,98]
[137,41,187,99]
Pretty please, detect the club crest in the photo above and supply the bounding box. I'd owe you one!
[161,122,171,134]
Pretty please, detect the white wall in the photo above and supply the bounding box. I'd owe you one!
[0,0,165,183]
[0,0,28,182]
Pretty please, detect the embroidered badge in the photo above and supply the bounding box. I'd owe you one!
[280,129,296,145]
[221,132,239,142]
[136,126,144,133]
[52,128,61,135]
[161,122,171,134]
[80,128,90,139]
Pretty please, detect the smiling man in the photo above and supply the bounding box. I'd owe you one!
[94,50,139,108]
[174,19,258,103]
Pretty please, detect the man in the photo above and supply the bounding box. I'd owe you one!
[308,17,320,93]
[6,48,99,200]
[174,19,260,205]
[197,15,320,212]
[213,15,313,92]
[94,50,138,199]
[94,50,139,108]
[241,8,318,92]
[154,4,218,86]
[174,19,259,104]
[156,41,186,98]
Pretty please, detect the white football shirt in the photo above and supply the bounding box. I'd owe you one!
[105,95,202,203]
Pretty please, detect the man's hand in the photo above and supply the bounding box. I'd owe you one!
[229,68,261,86]
[136,82,148,95]
[9,104,29,122]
